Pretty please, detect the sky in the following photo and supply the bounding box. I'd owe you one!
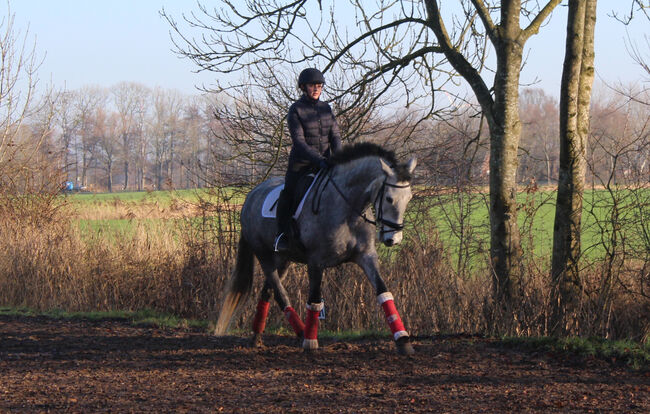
[3,1,648,97]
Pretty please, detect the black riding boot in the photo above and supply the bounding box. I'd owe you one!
[274,189,292,252]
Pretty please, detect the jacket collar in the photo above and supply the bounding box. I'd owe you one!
[300,94,320,105]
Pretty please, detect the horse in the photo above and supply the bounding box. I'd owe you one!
[214,142,417,355]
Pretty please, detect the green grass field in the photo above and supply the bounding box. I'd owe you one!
[66,186,649,271]
[64,187,245,206]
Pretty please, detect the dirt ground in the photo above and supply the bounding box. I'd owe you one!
[1,315,648,413]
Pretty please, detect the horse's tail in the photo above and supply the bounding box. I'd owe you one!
[214,235,255,335]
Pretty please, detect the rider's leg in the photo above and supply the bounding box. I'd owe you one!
[274,170,299,252]
[274,190,291,251]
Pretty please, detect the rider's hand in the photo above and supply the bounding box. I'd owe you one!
[319,159,330,170]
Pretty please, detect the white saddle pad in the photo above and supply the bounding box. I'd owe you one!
[261,171,322,219]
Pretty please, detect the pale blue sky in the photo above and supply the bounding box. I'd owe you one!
[4,1,648,96]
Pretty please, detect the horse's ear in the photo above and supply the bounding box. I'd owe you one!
[380,158,394,177]
[406,157,417,174]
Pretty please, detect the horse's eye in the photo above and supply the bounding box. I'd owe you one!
[386,196,393,204]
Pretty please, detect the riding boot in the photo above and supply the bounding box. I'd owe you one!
[274,189,292,252]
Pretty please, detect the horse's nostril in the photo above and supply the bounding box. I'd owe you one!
[384,239,394,247]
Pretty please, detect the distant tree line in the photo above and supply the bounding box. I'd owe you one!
[47,83,215,192]
[10,82,643,194]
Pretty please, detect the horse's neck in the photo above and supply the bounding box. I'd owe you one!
[332,157,383,206]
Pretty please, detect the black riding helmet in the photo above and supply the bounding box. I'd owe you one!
[298,68,325,86]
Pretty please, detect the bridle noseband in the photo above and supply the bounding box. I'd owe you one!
[373,179,410,236]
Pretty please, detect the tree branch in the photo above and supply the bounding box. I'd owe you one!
[521,0,563,42]
[424,0,493,111]
[469,0,498,44]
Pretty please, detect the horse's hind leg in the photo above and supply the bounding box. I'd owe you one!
[251,260,304,347]
[251,280,273,348]
[270,261,305,338]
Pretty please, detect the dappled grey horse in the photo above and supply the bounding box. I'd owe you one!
[214,143,416,355]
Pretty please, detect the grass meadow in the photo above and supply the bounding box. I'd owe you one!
[0,186,648,343]
[69,187,638,264]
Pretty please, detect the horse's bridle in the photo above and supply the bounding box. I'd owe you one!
[312,169,409,235]
[373,179,410,236]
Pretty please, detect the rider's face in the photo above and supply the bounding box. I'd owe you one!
[304,83,323,100]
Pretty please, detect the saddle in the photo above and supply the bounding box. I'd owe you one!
[261,171,321,219]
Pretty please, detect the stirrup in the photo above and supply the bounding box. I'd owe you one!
[274,233,289,252]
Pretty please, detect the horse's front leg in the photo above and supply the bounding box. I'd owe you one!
[358,253,415,356]
[303,264,324,351]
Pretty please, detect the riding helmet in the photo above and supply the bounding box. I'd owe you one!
[298,68,325,86]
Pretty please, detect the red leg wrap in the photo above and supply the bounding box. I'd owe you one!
[283,306,305,337]
[302,302,323,350]
[252,300,270,334]
[304,308,320,340]
[377,292,408,341]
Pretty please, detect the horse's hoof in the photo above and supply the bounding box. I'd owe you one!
[396,337,415,356]
[302,338,319,352]
[251,333,264,348]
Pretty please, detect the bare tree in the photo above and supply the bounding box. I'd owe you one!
[94,108,119,192]
[177,96,210,189]
[73,86,106,189]
[111,82,150,191]
[163,1,562,321]
[550,0,597,336]
[519,88,559,184]
[54,91,80,183]
[583,91,650,339]
[149,88,185,190]
[0,6,48,193]
[611,1,650,107]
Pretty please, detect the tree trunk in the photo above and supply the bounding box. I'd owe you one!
[122,160,129,191]
[487,35,522,307]
[138,133,146,191]
[423,0,561,324]
[167,133,175,189]
[551,0,597,336]
[107,160,113,193]
[543,145,552,184]
[122,132,130,191]
[157,161,163,190]
[485,4,525,307]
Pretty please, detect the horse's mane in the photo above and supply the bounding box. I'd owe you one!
[329,142,412,182]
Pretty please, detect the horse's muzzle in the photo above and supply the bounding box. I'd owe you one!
[381,230,402,247]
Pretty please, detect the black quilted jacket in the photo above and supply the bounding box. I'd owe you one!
[287,95,342,170]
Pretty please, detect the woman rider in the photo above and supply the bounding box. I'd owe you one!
[274,68,342,252]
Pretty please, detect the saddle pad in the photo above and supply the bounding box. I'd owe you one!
[261,170,323,219]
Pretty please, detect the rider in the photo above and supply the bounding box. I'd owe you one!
[274,68,342,252]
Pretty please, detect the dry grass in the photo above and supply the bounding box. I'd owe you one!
[67,198,209,221]
[0,191,647,342]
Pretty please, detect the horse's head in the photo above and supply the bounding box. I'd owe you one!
[376,157,417,246]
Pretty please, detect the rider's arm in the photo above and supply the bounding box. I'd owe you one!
[328,109,342,155]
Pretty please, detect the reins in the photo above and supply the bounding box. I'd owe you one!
[311,166,409,234]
